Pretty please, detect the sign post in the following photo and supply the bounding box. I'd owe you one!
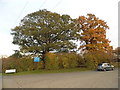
[34,57,40,62]
[34,57,40,70]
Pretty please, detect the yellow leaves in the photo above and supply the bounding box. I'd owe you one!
[87,14,95,17]
[81,35,89,40]
[88,29,95,33]
[46,52,56,60]
[78,16,86,20]
[77,13,112,53]
[97,20,109,29]
[80,45,85,49]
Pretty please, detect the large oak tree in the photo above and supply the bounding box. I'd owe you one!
[11,9,80,68]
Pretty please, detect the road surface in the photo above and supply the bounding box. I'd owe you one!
[2,69,118,88]
[0,76,2,89]
[0,60,2,89]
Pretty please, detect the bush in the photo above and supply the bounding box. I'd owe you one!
[83,51,114,69]
[2,56,44,73]
[2,57,18,72]
[16,56,44,72]
[16,57,34,72]
[45,52,84,69]
[56,53,83,69]
[2,52,87,72]
[63,53,78,68]
[45,53,59,70]
[83,53,97,69]
[74,54,85,67]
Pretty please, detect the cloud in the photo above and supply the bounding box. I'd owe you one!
[0,33,19,56]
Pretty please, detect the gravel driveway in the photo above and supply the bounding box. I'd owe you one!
[2,69,118,88]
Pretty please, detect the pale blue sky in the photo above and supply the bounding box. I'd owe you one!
[0,0,119,56]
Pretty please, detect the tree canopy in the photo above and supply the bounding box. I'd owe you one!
[11,9,80,58]
[77,14,113,53]
[10,10,115,70]
[11,10,114,69]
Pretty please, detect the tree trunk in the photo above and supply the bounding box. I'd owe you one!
[42,51,47,69]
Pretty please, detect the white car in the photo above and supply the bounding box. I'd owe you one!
[97,63,114,71]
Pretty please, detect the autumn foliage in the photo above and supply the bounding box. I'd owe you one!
[45,52,84,69]
[77,14,113,53]
[83,50,114,69]
[3,11,115,73]
[2,53,84,72]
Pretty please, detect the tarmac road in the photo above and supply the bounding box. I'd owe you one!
[2,69,118,88]
[0,76,2,89]
[0,60,2,89]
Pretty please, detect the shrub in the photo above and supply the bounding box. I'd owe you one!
[65,53,78,68]
[56,53,82,69]
[2,56,44,73]
[61,55,70,68]
[17,56,43,72]
[2,52,88,72]
[2,57,18,73]
[83,51,114,69]
[83,53,97,69]
[45,53,59,70]
[17,57,34,72]
[45,52,84,69]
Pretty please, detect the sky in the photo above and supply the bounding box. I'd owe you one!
[0,0,119,56]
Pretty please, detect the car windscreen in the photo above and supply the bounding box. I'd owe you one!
[98,64,102,66]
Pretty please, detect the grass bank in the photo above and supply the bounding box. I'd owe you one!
[3,68,92,76]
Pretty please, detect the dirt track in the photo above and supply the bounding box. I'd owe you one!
[3,69,118,88]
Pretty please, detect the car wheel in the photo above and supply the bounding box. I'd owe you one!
[103,68,106,71]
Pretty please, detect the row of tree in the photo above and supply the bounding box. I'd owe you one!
[11,9,113,69]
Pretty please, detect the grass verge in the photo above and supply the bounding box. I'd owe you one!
[3,68,92,76]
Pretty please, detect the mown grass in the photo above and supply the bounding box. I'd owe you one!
[3,68,92,76]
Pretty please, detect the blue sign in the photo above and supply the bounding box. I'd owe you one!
[34,57,40,62]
